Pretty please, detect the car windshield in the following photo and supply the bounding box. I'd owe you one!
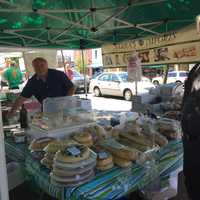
[179,72,189,77]
[118,73,128,82]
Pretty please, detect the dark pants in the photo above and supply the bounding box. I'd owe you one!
[183,138,200,200]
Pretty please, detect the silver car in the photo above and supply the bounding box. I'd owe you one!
[89,72,155,101]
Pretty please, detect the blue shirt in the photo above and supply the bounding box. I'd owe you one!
[21,69,74,103]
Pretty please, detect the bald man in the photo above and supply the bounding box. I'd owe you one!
[9,57,75,115]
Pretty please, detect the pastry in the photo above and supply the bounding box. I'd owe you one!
[41,157,53,169]
[55,144,90,163]
[29,137,55,151]
[44,140,77,153]
[102,139,139,161]
[113,156,132,168]
[73,132,92,143]
[96,151,113,167]
[96,162,114,171]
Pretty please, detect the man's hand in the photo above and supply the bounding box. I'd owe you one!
[8,96,27,118]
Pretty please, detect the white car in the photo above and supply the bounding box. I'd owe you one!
[152,71,189,85]
[89,72,155,101]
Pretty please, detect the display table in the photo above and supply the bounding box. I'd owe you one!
[5,139,183,200]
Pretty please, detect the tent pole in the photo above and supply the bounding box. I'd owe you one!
[81,49,88,99]
[0,103,9,200]
[61,50,67,73]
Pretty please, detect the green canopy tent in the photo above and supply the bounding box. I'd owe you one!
[0,0,199,199]
[0,0,198,49]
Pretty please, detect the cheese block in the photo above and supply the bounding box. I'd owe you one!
[73,132,93,143]
[29,137,55,151]
[96,152,113,167]
[102,139,139,161]
[55,144,90,163]
[96,162,114,171]
[113,156,132,168]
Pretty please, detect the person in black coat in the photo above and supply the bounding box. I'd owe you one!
[181,63,200,199]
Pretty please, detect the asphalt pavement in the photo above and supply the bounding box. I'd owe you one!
[78,93,132,111]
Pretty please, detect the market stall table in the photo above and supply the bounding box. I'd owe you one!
[5,138,183,200]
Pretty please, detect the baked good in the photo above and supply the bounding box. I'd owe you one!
[41,157,53,169]
[96,151,113,167]
[53,162,96,177]
[113,156,132,168]
[29,137,55,151]
[73,132,92,143]
[53,149,97,170]
[50,171,94,187]
[44,140,77,153]
[119,133,153,147]
[96,162,113,171]
[102,139,139,161]
[55,144,90,163]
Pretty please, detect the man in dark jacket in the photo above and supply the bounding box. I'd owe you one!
[182,63,200,199]
[9,57,75,115]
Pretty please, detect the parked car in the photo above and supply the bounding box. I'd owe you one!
[152,71,189,86]
[89,72,155,101]
[56,68,89,93]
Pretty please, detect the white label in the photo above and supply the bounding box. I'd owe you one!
[98,152,108,159]
[66,146,81,156]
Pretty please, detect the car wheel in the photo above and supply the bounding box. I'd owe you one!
[124,89,132,101]
[94,87,101,97]
[153,80,159,86]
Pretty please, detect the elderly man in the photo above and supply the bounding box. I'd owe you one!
[9,57,75,115]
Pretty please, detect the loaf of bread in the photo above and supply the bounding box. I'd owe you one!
[73,132,92,143]
[102,139,139,161]
[119,133,153,147]
[96,151,113,167]
[55,144,90,163]
[96,162,114,171]
[29,137,55,151]
[113,156,132,168]
[44,140,77,153]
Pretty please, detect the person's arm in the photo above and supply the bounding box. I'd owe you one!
[61,72,75,96]
[67,85,75,96]
[9,96,28,115]
[9,78,34,116]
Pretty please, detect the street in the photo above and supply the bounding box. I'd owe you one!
[78,93,132,111]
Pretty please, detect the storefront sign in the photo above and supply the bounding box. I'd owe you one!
[102,24,200,67]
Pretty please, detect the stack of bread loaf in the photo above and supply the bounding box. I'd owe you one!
[29,137,55,160]
[101,139,139,168]
[50,142,96,187]
[72,132,93,147]
[96,151,113,171]
[40,140,75,169]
